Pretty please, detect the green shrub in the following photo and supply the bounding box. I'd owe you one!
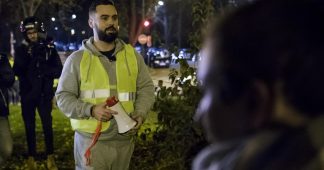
[130,59,206,170]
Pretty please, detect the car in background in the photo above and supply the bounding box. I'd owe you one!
[135,46,142,54]
[147,48,171,68]
[191,51,202,62]
[178,48,192,60]
[171,48,193,63]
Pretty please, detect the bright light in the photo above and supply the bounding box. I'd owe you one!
[144,20,150,27]
[71,29,75,35]
[54,27,58,30]
[81,30,86,35]
[158,1,164,6]
[72,14,77,19]
[51,17,55,21]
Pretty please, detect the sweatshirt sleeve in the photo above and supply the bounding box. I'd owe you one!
[55,51,93,119]
[133,50,155,120]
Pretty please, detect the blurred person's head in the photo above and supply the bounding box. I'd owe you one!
[88,0,119,43]
[20,16,45,43]
[158,80,163,87]
[197,0,324,143]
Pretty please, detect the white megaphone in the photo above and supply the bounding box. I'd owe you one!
[106,96,137,133]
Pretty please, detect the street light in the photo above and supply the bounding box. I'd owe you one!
[72,14,77,19]
[51,17,56,22]
[71,29,75,35]
[54,27,58,30]
[144,20,150,27]
[158,1,164,6]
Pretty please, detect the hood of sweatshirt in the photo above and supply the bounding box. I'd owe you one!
[81,37,127,57]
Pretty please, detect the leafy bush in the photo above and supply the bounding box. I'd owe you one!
[130,59,206,170]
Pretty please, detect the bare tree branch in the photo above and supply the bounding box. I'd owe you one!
[31,0,42,16]
[29,0,34,16]
[19,0,28,17]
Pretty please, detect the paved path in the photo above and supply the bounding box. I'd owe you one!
[148,61,198,87]
[149,67,172,87]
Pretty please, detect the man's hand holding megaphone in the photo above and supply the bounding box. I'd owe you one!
[84,97,142,165]
[90,97,144,133]
[90,102,118,122]
[131,115,143,130]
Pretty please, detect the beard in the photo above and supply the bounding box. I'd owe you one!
[95,25,118,43]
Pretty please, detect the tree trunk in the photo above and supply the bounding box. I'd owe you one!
[19,0,43,17]
[163,11,170,48]
[19,0,28,17]
[177,4,183,47]
[30,0,42,16]
[129,0,137,45]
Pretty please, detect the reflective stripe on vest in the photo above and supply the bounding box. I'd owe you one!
[70,44,138,133]
[80,90,136,102]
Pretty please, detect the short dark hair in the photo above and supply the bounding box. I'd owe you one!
[89,0,115,16]
[204,0,324,117]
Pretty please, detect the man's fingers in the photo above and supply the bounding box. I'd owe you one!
[133,124,140,130]
[103,108,118,115]
[99,102,107,107]
[100,117,108,122]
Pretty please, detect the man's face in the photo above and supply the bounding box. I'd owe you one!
[196,39,253,142]
[89,5,119,43]
[26,28,38,42]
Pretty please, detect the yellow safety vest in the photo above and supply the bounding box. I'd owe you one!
[70,44,138,133]
[8,58,18,81]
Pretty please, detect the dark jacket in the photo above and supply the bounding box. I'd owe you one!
[0,53,15,117]
[193,123,323,170]
[13,40,62,101]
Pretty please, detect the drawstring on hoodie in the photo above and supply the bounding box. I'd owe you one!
[85,51,92,83]
[124,49,131,76]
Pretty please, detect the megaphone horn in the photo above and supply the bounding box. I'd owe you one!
[106,96,137,133]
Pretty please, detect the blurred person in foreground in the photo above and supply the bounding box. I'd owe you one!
[193,0,324,169]
[55,0,154,169]
[0,52,14,165]
[14,16,62,170]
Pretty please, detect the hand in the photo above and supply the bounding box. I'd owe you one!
[131,115,144,130]
[91,102,118,122]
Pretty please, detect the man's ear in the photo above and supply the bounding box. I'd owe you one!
[88,18,94,29]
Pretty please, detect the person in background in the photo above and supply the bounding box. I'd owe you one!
[193,0,324,169]
[8,55,20,105]
[14,16,62,170]
[55,0,155,169]
[0,52,14,165]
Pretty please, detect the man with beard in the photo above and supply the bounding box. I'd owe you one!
[55,0,155,169]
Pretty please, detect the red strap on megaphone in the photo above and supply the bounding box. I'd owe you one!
[84,121,102,166]
[84,96,118,166]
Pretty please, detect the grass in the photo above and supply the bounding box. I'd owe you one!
[1,104,157,170]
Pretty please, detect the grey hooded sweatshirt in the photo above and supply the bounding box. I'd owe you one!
[55,37,155,140]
